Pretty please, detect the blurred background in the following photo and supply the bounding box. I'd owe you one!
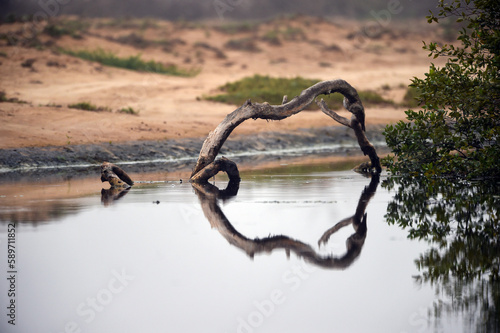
[1,0,437,21]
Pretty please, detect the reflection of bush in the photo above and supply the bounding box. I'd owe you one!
[383,176,499,331]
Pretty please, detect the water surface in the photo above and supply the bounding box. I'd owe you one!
[0,164,492,333]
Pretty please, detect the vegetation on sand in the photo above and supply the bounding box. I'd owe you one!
[68,101,110,112]
[224,38,261,52]
[61,48,199,77]
[204,75,392,110]
[0,91,28,104]
[43,19,90,39]
[118,107,140,115]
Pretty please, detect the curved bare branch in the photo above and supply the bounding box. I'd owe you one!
[317,100,382,173]
[191,80,363,178]
[190,156,240,183]
[190,79,381,181]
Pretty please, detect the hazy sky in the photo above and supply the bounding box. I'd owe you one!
[1,0,439,21]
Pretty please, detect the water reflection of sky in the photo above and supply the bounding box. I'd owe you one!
[0,170,465,333]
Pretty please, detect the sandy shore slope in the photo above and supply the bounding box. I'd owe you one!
[0,16,447,167]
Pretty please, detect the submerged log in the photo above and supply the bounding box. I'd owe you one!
[190,79,381,182]
[100,162,134,187]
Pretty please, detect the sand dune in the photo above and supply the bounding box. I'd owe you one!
[0,16,447,149]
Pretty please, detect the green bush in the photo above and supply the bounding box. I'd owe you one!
[215,22,258,35]
[43,19,90,39]
[118,107,140,115]
[261,30,282,46]
[383,0,500,179]
[224,38,261,52]
[0,91,28,104]
[204,74,392,110]
[95,18,158,30]
[61,48,199,77]
[400,86,421,108]
[68,101,110,112]
[281,26,306,41]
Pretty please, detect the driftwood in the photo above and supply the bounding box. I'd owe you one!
[193,174,380,268]
[100,162,134,187]
[190,156,241,183]
[190,79,381,182]
[318,99,381,173]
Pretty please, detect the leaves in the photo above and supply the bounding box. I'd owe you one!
[383,0,500,179]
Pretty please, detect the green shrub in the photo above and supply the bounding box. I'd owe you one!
[60,48,199,77]
[383,0,500,179]
[215,22,258,35]
[43,19,90,39]
[114,33,150,49]
[358,90,393,106]
[95,18,158,30]
[68,101,110,112]
[261,30,282,46]
[282,26,306,41]
[401,86,421,108]
[0,91,28,104]
[118,107,140,115]
[224,38,261,52]
[203,75,391,110]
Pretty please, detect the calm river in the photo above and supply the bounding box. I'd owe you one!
[0,161,498,333]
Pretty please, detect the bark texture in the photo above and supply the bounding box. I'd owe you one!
[190,79,382,182]
[100,161,134,187]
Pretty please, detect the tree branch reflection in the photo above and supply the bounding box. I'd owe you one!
[101,187,131,206]
[383,177,500,331]
[193,174,379,269]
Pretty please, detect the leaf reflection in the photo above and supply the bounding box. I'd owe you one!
[383,176,500,332]
[192,174,379,269]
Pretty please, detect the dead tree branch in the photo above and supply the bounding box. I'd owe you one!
[190,79,381,182]
[190,156,241,183]
[317,100,381,173]
[101,162,134,187]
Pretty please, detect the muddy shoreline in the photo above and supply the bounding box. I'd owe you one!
[0,125,387,180]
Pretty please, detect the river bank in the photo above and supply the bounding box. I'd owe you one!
[0,124,387,177]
